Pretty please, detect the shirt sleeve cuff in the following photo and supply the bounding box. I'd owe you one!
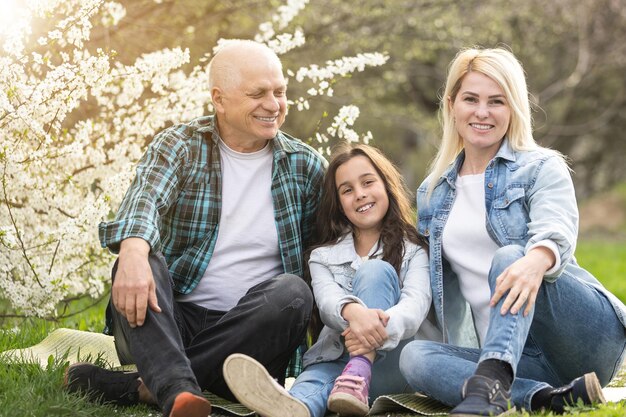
[98,219,160,254]
[336,295,366,328]
[527,239,561,275]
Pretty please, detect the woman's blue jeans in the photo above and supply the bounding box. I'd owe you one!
[400,245,626,411]
[289,260,413,417]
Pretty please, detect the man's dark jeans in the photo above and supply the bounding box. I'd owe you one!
[108,252,312,411]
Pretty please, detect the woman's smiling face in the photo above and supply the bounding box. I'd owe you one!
[451,71,511,156]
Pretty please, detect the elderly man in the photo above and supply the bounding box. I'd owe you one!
[65,40,327,417]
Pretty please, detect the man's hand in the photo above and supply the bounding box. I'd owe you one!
[112,238,161,327]
[490,247,555,317]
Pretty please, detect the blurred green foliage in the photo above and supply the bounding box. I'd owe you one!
[81,0,626,198]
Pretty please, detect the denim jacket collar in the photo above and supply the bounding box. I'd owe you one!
[325,233,383,267]
[438,138,517,187]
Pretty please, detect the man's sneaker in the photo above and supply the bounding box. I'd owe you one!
[64,362,140,406]
[223,353,310,417]
[168,392,212,417]
[327,374,370,416]
[450,375,516,417]
[549,372,606,413]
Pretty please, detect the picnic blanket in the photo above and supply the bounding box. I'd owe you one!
[0,328,452,415]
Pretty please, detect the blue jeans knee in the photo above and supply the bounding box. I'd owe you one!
[352,260,401,309]
[488,245,525,289]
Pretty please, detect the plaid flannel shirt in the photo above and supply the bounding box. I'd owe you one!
[99,115,327,375]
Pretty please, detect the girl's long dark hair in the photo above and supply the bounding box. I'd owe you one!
[306,143,428,341]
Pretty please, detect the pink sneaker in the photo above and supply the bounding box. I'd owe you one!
[327,374,370,416]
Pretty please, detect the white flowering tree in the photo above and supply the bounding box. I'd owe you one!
[0,0,388,318]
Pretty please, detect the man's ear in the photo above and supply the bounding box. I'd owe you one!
[211,87,225,113]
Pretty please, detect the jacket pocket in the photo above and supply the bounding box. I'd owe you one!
[328,264,354,291]
[492,187,529,241]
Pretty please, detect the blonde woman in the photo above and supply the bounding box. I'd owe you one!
[399,47,626,416]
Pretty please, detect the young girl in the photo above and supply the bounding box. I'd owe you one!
[222,143,434,417]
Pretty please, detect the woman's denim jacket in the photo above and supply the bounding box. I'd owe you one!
[417,139,626,347]
[302,233,439,367]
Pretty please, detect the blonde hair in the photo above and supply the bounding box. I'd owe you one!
[427,47,545,196]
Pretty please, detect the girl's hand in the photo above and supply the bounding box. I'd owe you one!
[490,247,555,317]
[341,303,389,352]
[344,328,372,356]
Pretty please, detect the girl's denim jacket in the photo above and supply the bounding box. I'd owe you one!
[417,139,626,347]
[302,232,438,367]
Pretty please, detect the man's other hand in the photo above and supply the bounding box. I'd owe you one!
[112,238,162,327]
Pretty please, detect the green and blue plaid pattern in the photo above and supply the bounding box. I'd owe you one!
[99,116,326,376]
[99,115,327,293]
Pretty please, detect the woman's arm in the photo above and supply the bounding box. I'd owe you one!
[525,155,579,276]
[491,155,578,316]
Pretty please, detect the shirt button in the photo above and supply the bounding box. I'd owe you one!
[424,228,430,236]
[487,183,494,188]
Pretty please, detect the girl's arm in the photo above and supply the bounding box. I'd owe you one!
[309,248,364,332]
[379,245,432,350]
[309,247,391,349]
[343,245,431,356]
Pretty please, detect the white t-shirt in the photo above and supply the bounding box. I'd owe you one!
[176,140,283,311]
[442,173,497,345]
[442,173,560,345]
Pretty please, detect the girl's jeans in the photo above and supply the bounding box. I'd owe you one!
[290,260,413,417]
[109,252,312,411]
[400,245,626,411]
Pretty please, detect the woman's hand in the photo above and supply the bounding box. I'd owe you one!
[341,303,389,354]
[490,247,555,317]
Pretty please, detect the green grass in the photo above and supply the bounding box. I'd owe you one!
[575,240,626,302]
[1,240,625,417]
[0,298,156,417]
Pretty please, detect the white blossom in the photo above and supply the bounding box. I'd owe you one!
[0,0,386,318]
[325,105,370,144]
[101,2,126,27]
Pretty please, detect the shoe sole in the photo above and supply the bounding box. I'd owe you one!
[327,392,369,416]
[169,392,212,417]
[223,353,309,417]
[584,372,606,404]
[450,407,516,417]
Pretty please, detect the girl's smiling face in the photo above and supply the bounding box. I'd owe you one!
[335,155,389,236]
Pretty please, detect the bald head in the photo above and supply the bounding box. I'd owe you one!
[208,40,288,150]
[208,40,283,92]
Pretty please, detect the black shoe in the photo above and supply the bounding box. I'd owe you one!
[549,372,606,413]
[64,362,141,406]
[450,375,516,417]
